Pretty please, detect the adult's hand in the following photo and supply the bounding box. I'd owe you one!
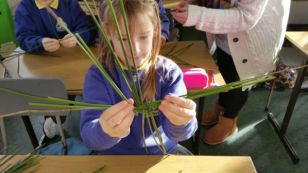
[171,1,189,25]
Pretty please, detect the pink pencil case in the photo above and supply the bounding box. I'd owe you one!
[181,67,208,89]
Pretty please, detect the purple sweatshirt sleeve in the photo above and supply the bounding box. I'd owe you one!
[80,67,121,150]
[157,0,170,40]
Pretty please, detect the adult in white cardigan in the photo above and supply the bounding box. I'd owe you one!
[172,0,290,145]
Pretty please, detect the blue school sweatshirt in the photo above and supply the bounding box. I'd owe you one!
[14,0,92,52]
[80,56,198,155]
[157,0,170,40]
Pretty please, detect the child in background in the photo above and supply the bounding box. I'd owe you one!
[80,0,197,155]
[172,0,290,145]
[14,0,93,53]
[14,0,94,139]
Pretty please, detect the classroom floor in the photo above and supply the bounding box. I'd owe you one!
[1,27,307,173]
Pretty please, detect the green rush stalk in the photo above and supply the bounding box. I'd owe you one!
[46,6,127,101]
[81,0,138,102]
[0,146,43,173]
[106,0,142,104]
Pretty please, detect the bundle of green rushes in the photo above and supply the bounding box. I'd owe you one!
[0,146,43,173]
[0,0,275,156]
[0,146,105,173]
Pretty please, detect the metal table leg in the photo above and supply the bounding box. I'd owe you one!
[192,97,205,155]
[267,61,307,164]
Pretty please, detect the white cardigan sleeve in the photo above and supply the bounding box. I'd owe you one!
[184,0,269,34]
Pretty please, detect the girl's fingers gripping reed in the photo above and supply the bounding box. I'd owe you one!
[164,95,196,110]
[159,95,196,126]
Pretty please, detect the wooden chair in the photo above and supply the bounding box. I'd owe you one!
[0,78,68,154]
[0,63,4,79]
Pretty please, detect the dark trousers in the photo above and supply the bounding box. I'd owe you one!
[216,47,249,118]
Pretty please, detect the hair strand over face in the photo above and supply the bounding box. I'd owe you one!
[99,0,161,101]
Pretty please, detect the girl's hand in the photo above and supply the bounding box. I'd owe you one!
[42,37,60,52]
[59,34,77,48]
[99,99,135,138]
[171,1,189,25]
[159,95,196,126]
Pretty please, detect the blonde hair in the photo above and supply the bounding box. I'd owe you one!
[99,0,161,101]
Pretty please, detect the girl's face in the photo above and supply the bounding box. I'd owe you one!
[110,13,155,67]
[36,0,54,6]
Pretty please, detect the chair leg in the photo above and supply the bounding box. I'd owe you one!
[0,118,7,153]
[1,62,6,79]
[22,116,39,148]
[55,116,67,155]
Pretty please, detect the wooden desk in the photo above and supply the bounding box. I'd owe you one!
[3,46,95,96]
[1,155,256,173]
[266,32,308,164]
[286,32,308,55]
[163,0,181,9]
[160,41,225,86]
[3,41,224,96]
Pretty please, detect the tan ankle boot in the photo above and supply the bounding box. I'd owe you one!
[203,115,238,145]
[201,105,224,125]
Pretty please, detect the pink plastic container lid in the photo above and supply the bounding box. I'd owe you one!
[181,67,208,89]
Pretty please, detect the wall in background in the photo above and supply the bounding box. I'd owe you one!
[289,1,308,24]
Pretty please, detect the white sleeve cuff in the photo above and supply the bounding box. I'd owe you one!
[183,5,203,27]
